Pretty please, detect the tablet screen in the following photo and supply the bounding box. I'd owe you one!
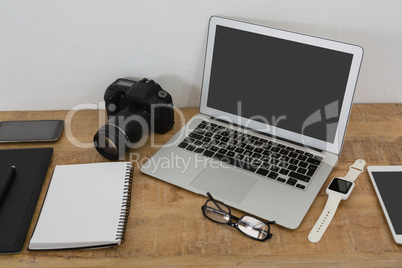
[371,171,402,234]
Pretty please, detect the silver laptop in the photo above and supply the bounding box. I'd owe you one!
[141,16,363,229]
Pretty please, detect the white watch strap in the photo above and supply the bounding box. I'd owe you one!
[343,159,366,182]
[308,194,342,243]
[308,159,366,243]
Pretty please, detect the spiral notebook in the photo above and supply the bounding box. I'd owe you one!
[28,162,133,250]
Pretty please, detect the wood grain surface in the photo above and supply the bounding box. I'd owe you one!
[0,104,401,267]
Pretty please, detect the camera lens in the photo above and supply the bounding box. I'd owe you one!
[94,124,128,160]
[96,136,119,158]
[94,111,148,160]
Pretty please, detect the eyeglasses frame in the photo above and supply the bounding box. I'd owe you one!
[201,192,275,241]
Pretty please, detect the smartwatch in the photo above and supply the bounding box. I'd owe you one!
[308,159,366,243]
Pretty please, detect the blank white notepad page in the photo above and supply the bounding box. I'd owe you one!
[29,162,132,250]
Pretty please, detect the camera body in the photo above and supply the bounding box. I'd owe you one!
[104,78,174,134]
[94,78,174,160]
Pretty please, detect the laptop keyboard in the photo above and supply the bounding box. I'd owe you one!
[177,121,323,191]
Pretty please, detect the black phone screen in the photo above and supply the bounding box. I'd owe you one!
[0,120,64,142]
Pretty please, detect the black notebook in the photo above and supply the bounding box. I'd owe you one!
[29,162,133,250]
[0,147,53,254]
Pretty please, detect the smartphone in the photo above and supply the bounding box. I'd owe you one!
[0,120,64,143]
[368,166,402,244]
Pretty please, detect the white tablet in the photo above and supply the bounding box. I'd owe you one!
[367,166,402,244]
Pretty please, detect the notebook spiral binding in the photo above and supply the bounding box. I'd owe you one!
[116,163,134,244]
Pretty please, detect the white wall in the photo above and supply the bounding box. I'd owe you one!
[1,0,401,111]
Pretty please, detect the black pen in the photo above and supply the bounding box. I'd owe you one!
[0,165,16,204]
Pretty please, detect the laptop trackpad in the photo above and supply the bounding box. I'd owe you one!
[191,166,258,204]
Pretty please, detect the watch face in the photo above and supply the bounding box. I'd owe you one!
[328,178,353,194]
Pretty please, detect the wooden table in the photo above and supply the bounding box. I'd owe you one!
[0,104,401,267]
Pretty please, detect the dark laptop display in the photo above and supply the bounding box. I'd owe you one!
[206,25,354,143]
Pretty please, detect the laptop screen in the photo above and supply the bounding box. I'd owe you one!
[206,25,353,144]
[200,17,363,154]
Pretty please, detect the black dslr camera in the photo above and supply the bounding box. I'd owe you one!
[94,78,174,160]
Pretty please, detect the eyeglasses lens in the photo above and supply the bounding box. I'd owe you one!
[204,200,230,224]
[237,216,269,240]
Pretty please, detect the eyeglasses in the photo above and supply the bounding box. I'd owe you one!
[201,192,275,241]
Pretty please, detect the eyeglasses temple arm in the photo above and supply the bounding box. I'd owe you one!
[206,192,227,213]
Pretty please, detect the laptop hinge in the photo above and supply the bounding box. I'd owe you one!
[210,116,324,153]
